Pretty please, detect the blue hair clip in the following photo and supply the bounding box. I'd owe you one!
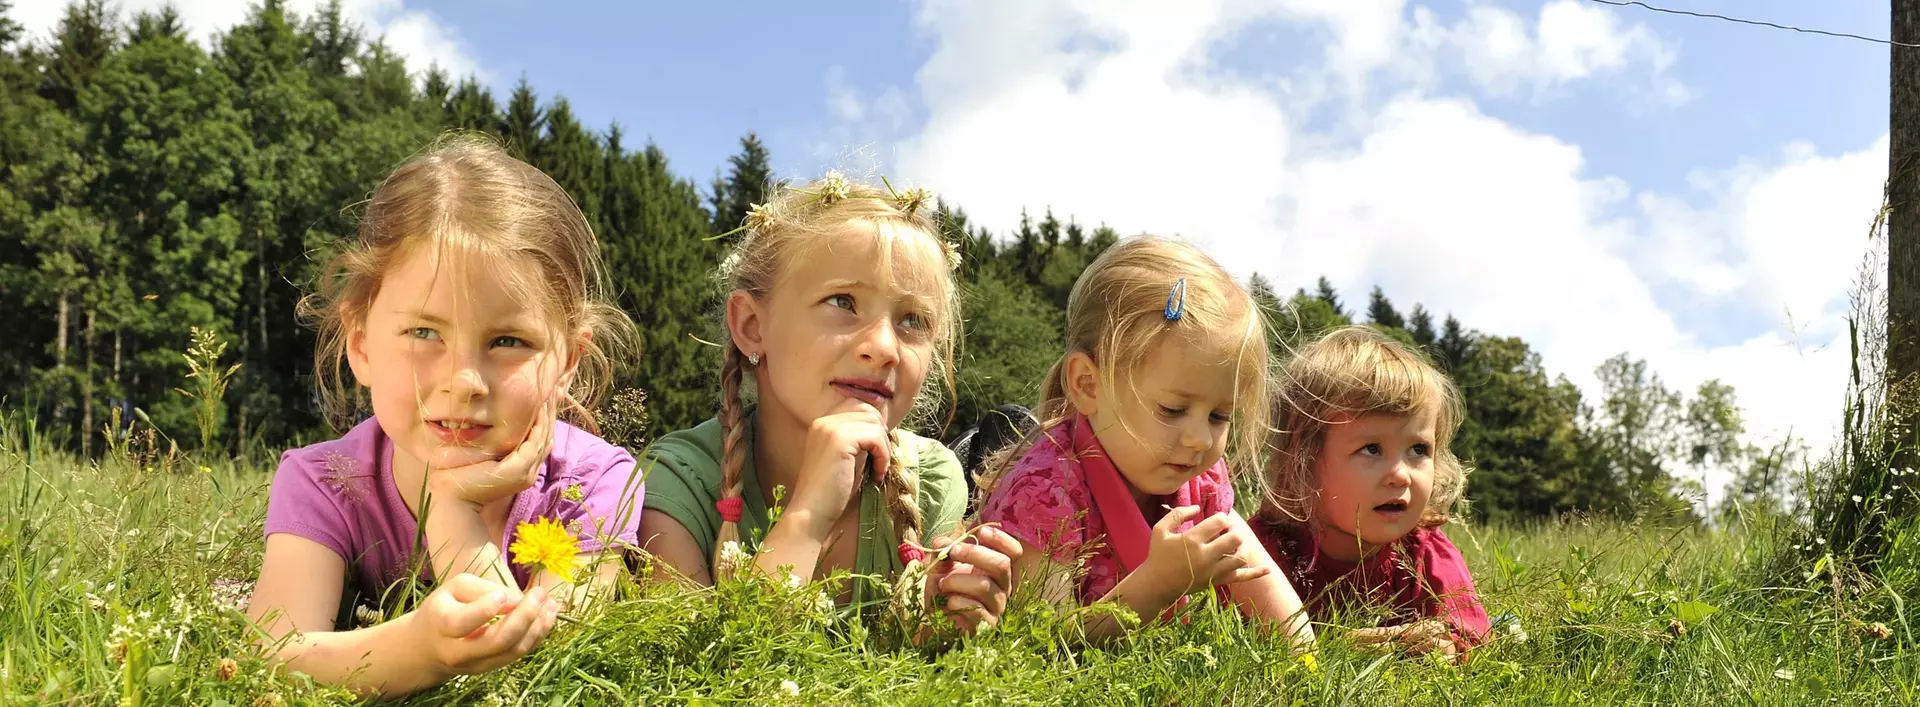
[1164,278,1186,321]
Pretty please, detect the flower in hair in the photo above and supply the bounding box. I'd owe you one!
[716,496,745,523]
[895,187,934,215]
[943,241,963,272]
[745,202,776,232]
[818,171,852,203]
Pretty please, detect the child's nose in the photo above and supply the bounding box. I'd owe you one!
[1383,460,1413,487]
[1178,419,1211,452]
[440,353,488,401]
[855,318,900,367]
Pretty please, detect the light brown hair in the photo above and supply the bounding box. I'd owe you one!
[299,132,637,433]
[1263,325,1469,528]
[711,175,960,573]
[984,235,1274,508]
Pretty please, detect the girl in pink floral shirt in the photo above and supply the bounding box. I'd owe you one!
[978,236,1313,645]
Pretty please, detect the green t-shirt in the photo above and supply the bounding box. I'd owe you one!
[640,412,966,607]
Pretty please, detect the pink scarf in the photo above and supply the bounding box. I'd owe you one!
[1069,413,1222,573]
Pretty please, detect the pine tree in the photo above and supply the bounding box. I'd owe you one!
[500,76,544,160]
[1366,285,1404,331]
[1435,315,1474,373]
[1408,304,1436,348]
[1314,275,1345,318]
[41,0,118,111]
[447,76,499,132]
[711,132,773,235]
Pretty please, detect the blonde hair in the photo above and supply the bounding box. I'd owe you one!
[300,132,637,433]
[987,236,1273,507]
[1263,325,1469,528]
[710,174,960,573]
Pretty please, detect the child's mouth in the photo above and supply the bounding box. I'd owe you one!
[428,419,491,445]
[1372,500,1409,518]
[832,378,895,409]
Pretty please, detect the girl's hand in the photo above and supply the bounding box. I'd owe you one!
[789,400,892,528]
[923,526,1023,633]
[1137,506,1270,601]
[427,399,556,507]
[412,573,560,678]
[1352,618,1457,659]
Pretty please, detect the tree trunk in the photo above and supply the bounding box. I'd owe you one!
[80,310,94,457]
[1891,0,1920,445]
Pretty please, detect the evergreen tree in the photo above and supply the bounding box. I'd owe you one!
[1366,285,1404,330]
[41,0,118,111]
[1408,304,1436,348]
[711,132,772,235]
[1435,315,1474,372]
[1314,275,1344,318]
[500,76,543,159]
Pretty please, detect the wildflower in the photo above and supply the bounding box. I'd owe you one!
[1667,619,1686,638]
[200,466,212,473]
[563,484,586,503]
[1298,652,1320,674]
[1865,622,1892,641]
[354,605,382,628]
[210,578,253,612]
[745,202,777,232]
[818,171,852,203]
[779,680,800,698]
[1851,495,1864,503]
[716,541,748,578]
[1815,537,1826,545]
[895,187,934,214]
[509,517,582,584]
[215,658,238,681]
[785,573,803,590]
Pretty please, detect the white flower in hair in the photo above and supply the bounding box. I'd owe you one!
[944,242,963,271]
[896,187,934,215]
[745,202,776,232]
[818,171,852,203]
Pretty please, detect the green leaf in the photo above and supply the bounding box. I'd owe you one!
[1672,601,1719,624]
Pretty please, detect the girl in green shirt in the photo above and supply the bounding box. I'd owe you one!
[637,173,1020,633]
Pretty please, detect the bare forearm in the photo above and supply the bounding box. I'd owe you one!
[261,614,443,698]
[423,501,515,588]
[1227,569,1315,647]
[751,509,830,582]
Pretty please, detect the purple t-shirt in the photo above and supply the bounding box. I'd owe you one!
[263,417,644,592]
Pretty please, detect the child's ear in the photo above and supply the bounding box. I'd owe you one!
[1063,351,1100,417]
[344,321,372,387]
[725,290,766,362]
[557,327,591,390]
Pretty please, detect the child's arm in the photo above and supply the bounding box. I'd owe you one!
[1220,511,1316,648]
[420,409,559,587]
[1076,508,1267,642]
[635,512,716,585]
[1351,528,1491,656]
[247,534,558,698]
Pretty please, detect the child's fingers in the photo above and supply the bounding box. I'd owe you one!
[1349,625,1402,645]
[1185,512,1236,543]
[478,586,548,655]
[513,600,558,656]
[1154,506,1201,532]
[1219,564,1270,586]
[948,541,1014,588]
[938,574,1005,612]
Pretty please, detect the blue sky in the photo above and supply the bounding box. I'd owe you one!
[8,0,1897,495]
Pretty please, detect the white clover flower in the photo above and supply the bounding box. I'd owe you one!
[1852,495,1864,503]
[745,202,776,232]
[779,680,800,698]
[818,171,852,203]
[716,541,748,578]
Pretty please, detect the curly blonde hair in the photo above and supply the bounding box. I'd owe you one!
[1262,325,1470,528]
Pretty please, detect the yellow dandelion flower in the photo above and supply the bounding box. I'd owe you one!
[509,517,581,583]
[1299,652,1319,674]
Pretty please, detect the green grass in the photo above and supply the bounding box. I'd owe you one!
[0,426,1914,706]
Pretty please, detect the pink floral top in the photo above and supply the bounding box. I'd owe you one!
[979,419,1235,605]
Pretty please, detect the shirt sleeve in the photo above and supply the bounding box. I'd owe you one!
[637,437,721,562]
[1410,528,1493,650]
[978,445,1091,565]
[912,437,969,542]
[262,449,354,563]
[557,441,646,555]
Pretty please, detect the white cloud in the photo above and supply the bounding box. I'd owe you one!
[1413,0,1687,102]
[8,0,482,82]
[862,0,1877,501]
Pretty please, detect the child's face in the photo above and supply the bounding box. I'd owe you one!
[1081,334,1239,497]
[747,224,941,430]
[1312,410,1437,556]
[348,246,575,472]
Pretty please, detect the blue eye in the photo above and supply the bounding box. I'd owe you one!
[409,328,440,341]
[900,312,929,332]
[491,336,527,349]
[825,294,855,311]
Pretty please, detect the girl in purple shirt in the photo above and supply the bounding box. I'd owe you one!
[246,135,642,698]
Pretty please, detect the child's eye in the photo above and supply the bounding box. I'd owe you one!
[900,312,930,333]
[491,336,527,349]
[1210,412,1231,424]
[1358,443,1382,456]
[1411,443,1432,458]
[1158,405,1185,418]
[408,327,440,341]
[825,294,856,312]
